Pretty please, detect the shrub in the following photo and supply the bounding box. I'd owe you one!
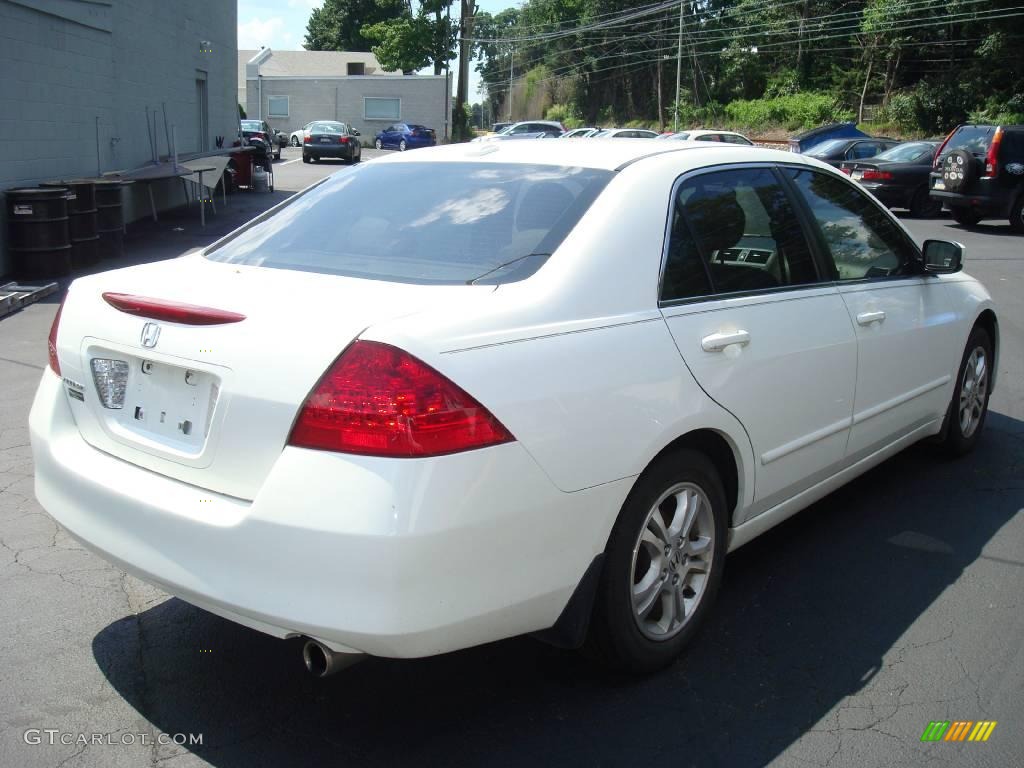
[722,93,853,131]
[545,103,582,128]
[877,92,918,134]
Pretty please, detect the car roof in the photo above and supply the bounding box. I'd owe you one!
[369,138,820,172]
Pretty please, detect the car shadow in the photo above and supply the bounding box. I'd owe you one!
[92,411,1024,767]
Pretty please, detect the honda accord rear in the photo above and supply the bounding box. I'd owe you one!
[29,149,633,662]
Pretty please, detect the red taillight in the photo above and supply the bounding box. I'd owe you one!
[983,127,1002,177]
[47,298,64,376]
[339,136,348,144]
[101,293,246,325]
[288,340,515,458]
[862,169,893,181]
[303,135,311,144]
[933,127,956,169]
[840,167,852,175]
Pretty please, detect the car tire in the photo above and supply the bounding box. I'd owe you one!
[950,206,983,227]
[909,186,941,218]
[352,146,361,164]
[302,154,310,164]
[1009,194,1024,234]
[375,138,383,150]
[399,139,407,152]
[585,449,727,674]
[291,136,299,147]
[939,326,993,457]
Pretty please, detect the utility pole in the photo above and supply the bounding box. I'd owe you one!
[454,0,475,141]
[673,0,683,132]
[444,2,451,142]
[507,44,514,122]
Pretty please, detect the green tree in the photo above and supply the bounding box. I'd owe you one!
[303,0,409,52]
[362,1,456,75]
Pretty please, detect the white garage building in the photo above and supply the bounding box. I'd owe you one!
[240,48,449,144]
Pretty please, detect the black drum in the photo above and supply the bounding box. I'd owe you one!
[5,187,72,279]
[40,179,99,269]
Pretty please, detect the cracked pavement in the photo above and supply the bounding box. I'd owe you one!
[1,164,1022,768]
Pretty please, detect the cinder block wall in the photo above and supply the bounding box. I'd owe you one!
[248,76,449,144]
[0,0,237,280]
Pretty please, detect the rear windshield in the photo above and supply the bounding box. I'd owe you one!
[311,122,345,133]
[206,162,613,285]
[945,126,996,155]
[875,142,935,162]
[806,139,848,157]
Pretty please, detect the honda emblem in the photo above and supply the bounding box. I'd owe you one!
[140,322,161,348]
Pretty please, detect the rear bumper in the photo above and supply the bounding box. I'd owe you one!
[29,371,629,657]
[929,176,1014,215]
[303,145,355,159]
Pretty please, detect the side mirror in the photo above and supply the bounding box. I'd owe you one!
[921,239,964,274]
[352,129,361,136]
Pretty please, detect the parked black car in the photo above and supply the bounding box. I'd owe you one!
[240,119,283,161]
[804,137,900,167]
[301,121,362,164]
[840,141,941,217]
[929,123,1024,232]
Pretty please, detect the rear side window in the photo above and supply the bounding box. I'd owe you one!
[206,163,612,285]
[661,167,820,302]
[786,168,918,280]
[1000,129,1024,161]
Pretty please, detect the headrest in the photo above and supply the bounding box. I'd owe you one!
[682,185,746,255]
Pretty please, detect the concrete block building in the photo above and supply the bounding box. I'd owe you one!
[240,48,449,144]
[0,0,237,278]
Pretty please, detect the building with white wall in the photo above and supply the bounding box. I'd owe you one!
[0,0,237,278]
[240,49,449,144]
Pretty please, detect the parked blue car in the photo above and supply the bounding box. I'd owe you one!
[373,124,437,151]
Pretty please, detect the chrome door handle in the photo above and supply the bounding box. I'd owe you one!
[701,330,751,352]
[856,310,886,326]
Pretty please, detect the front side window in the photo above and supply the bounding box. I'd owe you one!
[206,163,613,285]
[661,167,820,302]
[786,168,918,280]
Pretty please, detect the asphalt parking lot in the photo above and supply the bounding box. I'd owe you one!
[0,151,1021,768]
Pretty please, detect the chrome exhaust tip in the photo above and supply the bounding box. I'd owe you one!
[302,639,364,678]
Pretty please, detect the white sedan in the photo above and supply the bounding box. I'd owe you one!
[30,141,997,676]
[288,122,315,146]
[659,129,754,144]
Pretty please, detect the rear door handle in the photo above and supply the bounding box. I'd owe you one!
[856,310,886,326]
[701,330,751,352]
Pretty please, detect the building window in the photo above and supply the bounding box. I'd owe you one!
[364,97,400,121]
[347,62,365,75]
[267,95,289,118]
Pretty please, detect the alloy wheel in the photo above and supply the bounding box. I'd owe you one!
[630,482,715,641]
[959,346,988,438]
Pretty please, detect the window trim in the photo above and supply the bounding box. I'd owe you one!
[780,164,925,286]
[657,161,830,308]
[364,96,401,121]
[267,95,289,118]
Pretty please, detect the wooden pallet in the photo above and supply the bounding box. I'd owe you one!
[0,282,59,319]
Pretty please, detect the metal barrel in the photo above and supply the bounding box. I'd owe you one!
[93,179,129,259]
[40,180,99,269]
[5,187,72,279]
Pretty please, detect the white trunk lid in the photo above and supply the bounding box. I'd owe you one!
[56,256,491,500]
